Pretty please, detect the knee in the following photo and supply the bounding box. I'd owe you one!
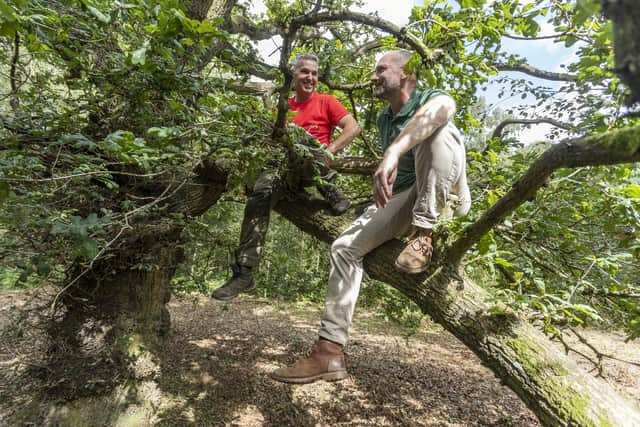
[454,198,471,217]
[331,236,349,254]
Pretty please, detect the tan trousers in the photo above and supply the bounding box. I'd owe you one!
[319,122,471,345]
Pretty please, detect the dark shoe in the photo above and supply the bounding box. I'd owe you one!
[212,264,255,301]
[395,227,434,274]
[271,339,347,384]
[319,186,350,215]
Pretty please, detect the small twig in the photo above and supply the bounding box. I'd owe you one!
[554,331,602,376]
[568,259,596,303]
[10,32,20,111]
[1,169,167,183]
[49,222,132,316]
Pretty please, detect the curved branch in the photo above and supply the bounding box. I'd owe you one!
[225,14,282,40]
[354,39,383,58]
[291,12,438,62]
[446,125,640,264]
[320,78,371,92]
[271,31,296,140]
[492,118,575,140]
[503,32,591,44]
[496,63,578,82]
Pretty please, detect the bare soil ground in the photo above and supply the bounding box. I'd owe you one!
[1,290,639,426]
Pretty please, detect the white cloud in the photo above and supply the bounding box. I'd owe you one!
[354,0,413,27]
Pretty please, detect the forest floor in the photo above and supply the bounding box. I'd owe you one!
[1,289,639,426]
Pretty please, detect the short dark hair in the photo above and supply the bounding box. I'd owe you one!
[292,53,319,70]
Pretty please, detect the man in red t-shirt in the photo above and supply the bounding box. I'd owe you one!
[212,53,361,301]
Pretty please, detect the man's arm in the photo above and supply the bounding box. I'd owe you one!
[327,114,361,155]
[373,95,456,208]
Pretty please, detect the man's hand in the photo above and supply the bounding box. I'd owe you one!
[373,151,399,208]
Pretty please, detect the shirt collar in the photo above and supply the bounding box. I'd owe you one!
[381,88,422,122]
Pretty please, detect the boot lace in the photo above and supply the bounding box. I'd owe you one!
[409,233,433,257]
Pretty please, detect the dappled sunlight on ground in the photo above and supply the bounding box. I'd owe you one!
[2,290,639,425]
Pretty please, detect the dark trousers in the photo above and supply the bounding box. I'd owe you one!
[234,151,337,268]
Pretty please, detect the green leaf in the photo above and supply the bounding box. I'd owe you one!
[494,257,513,268]
[131,45,147,65]
[147,126,181,138]
[459,0,485,8]
[0,0,18,36]
[74,237,99,261]
[477,231,495,255]
[86,4,110,23]
[621,185,640,199]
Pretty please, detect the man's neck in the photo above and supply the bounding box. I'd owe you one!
[295,92,314,103]
[389,85,416,115]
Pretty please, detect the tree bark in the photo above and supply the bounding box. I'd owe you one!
[603,0,640,104]
[271,125,640,425]
[273,191,640,426]
[47,170,228,395]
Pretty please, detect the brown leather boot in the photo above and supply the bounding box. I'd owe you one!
[395,227,434,274]
[270,339,347,384]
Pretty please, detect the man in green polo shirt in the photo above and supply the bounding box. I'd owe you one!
[270,50,471,384]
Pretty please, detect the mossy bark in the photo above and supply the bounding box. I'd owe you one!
[46,170,228,397]
[274,189,640,426]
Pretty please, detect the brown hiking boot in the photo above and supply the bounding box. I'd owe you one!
[395,227,434,274]
[270,339,347,384]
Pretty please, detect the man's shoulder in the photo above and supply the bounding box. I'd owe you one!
[315,93,340,104]
[416,88,450,105]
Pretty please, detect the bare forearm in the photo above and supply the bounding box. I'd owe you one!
[384,95,455,158]
[329,127,360,153]
[328,115,361,154]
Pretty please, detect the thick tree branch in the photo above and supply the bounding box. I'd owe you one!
[268,188,640,426]
[291,12,439,63]
[328,156,378,175]
[225,80,277,96]
[446,125,640,264]
[187,0,235,21]
[225,14,282,40]
[320,78,372,92]
[496,62,578,82]
[604,0,640,104]
[492,118,575,140]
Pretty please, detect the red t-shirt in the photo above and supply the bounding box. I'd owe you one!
[288,93,350,146]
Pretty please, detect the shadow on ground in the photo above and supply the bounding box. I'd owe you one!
[151,295,538,426]
[3,290,639,425]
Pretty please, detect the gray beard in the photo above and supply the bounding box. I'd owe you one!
[373,86,386,98]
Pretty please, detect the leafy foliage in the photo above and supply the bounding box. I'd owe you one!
[0,0,638,340]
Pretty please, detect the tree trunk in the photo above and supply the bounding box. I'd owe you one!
[46,169,228,397]
[604,0,640,104]
[274,195,640,426]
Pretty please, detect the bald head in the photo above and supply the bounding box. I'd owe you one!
[382,49,414,70]
[372,49,418,112]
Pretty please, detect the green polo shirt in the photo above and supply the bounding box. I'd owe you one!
[377,88,449,193]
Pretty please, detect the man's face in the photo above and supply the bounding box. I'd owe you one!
[293,59,318,99]
[371,54,406,99]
